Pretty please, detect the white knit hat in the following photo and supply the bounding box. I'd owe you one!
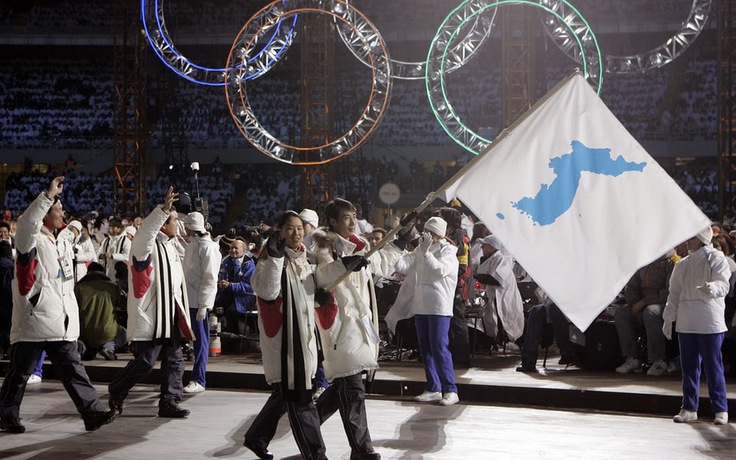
[696,226,713,245]
[479,234,503,250]
[424,216,447,237]
[299,209,319,228]
[183,212,207,233]
[67,220,83,233]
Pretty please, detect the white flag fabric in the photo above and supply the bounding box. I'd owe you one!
[442,73,711,331]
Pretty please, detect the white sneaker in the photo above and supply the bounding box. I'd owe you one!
[714,412,729,425]
[673,409,698,423]
[183,381,205,394]
[615,357,642,374]
[646,360,667,376]
[413,391,442,402]
[27,374,42,385]
[439,392,459,406]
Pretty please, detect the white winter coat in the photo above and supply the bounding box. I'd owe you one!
[98,233,131,281]
[393,239,458,317]
[183,234,222,311]
[127,207,194,341]
[313,231,379,381]
[251,246,319,386]
[10,192,79,343]
[476,251,525,341]
[664,245,731,334]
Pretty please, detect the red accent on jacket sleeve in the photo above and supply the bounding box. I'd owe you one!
[131,265,153,298]
[315,293,338,329]
[257,296,283,338]
[16,258,38,297]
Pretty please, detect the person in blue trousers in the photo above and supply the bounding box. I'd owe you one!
[181,212,222,394]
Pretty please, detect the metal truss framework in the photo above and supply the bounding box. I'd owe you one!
[300,14,336,207]
[113,0,147,216]
[501,6,535,128]
[718,0,736,219]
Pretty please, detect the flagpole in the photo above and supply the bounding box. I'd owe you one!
[324,70,583,292]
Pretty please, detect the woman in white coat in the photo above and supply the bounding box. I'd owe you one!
[663,227,730,425]
[245,210,340,460]
[394,216,460,406]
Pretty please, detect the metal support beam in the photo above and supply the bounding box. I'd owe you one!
[113,0,147,216]
[299,13,335,208]
[501,6,536,128]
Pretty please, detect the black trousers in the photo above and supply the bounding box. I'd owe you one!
[449,296,470,365]
[0,340,102,420]
[316,372,374,454]
[244,383,326,460]
[108,338,184,405]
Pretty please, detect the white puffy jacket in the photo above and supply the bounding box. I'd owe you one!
[393,239,458,317]
[313,231,380,381]
[664,245,731,334]
[11,192,79,343]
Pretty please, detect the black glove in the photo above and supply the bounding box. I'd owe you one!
[341,255,370,272]
[314,288,332,307]
[266,236,285,258]
[394,224,415,250]
[475,273,500,286]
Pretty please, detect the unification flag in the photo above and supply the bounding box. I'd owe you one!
[442,73,710,331]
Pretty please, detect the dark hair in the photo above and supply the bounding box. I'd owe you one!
[0,222,9,231]
[471,222,490,243]
[87,261,105,273]
[276,210,302,229]
[436,207,462,230]
[324,198,355,230]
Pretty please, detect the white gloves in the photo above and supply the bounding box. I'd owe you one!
[662,321,673,340]
[196,308,208,322]
[697,283,713,297]
[417,234,433,254]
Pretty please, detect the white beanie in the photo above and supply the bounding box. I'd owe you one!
[424,216,447,237]
[299,209,319,228]
[479,234,503,250]
[183,212,207,233]
[67,220,83,233]
[696,226,713,245]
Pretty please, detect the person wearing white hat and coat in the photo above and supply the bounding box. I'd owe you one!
[662,226,731,425]
[299,208,319,253]
[474,235,525,344]
[181,212,222,394]
[393,216,460,406]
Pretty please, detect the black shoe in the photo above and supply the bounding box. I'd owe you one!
[99,348,117,361]
[243,438,274,459]
[108,394,124,415]
[82,410,117,432]
[0,417,25,434]
[158,401,190,418]
[516,364,537,373]
[350,450,381,460]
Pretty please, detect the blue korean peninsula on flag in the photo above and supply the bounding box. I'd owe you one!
[442,73,711,331]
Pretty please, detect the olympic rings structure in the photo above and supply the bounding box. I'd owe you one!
[141,0,298,85]
[540,0,712,75]
[225,0,392,165]
[427,0,601,155]
[142,0,713,162]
